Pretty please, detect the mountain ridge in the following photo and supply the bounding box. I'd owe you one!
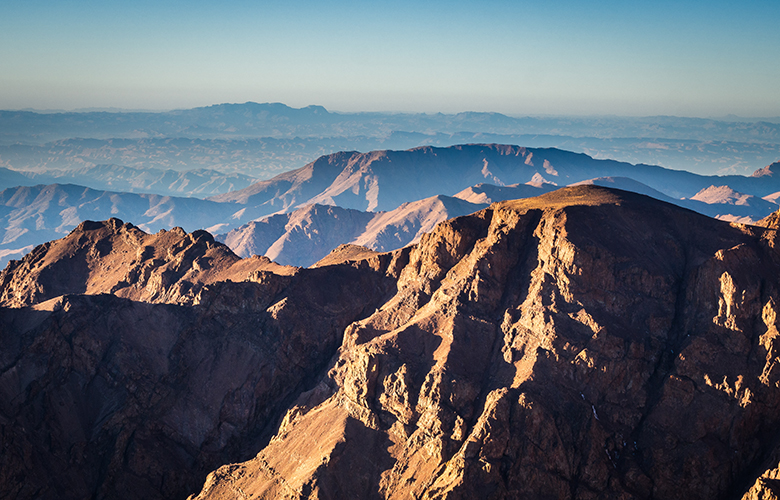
[6,186,780,498]
[210,145,780,214]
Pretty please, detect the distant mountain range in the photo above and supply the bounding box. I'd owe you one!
[1,134,778,181]
[0,184,240,265]
[0,163,257,197]
[218,196,487,267]
[3,102,780,143]
[2,103,780,179]
[210,144,780,208]
[2,144,780,269]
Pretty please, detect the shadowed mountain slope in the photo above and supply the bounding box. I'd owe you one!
[194,186,780,500]
[6,186,780,499]
[0,218,294,307]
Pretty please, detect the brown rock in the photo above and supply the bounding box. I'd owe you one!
[0,231,399,499]
[0,218,294,307]
[8,186,780,499]
[192,186,780,499]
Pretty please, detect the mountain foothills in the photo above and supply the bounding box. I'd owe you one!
[3,144,780,269]
[4,186,780,499]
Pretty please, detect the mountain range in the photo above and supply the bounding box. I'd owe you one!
[2,103,780,180]
[4,103,780,144]
[3,144,780,269]
[218,195,487,267]
[0,163,258,197]
[4,186,780,498]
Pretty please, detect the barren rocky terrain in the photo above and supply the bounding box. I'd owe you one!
[4,186,780,498]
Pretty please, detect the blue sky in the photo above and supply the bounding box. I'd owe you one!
[1,0,778,116]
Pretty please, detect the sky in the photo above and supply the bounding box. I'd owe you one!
[1,0,778,117]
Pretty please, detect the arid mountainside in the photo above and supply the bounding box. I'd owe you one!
[5,186,780,499]
[0,220,402,500]
[3,147,780,270]
[210,145,780,214]
[194,186,780,499]
[757,208,780,231]
[0,218,291,307]
[219,195,486,267]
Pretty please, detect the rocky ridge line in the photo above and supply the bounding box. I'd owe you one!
[193,186,780,499]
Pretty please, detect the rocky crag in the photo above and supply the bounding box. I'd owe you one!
[4,186,780,499]
[0,220,404,499]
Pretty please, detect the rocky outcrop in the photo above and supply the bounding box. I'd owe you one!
[193,186,780,499]
[0,247,404,499]
[0,218,292,307]
[758,210,780,231]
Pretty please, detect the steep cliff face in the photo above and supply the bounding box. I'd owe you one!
[5,186,780,500]
[193,186,780,500]
[758,209,780,231]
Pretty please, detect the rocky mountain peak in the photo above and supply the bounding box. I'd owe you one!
[751,161,780,177]
[691,184,753,205]
[193,185,780,499]
[0,218,276,307]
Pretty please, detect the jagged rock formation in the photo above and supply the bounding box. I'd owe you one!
[0,228,405,499]
[758,210,780,230]
[751,162,780,179]
[5,186,780,499]
[193,186,780,499]
[0,218,292,307]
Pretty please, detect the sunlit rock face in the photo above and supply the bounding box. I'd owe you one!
[5,186,780,499]
[193,186,780,500]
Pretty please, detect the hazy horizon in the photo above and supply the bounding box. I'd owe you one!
[2,1,778,117]
[5,102,780,123]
